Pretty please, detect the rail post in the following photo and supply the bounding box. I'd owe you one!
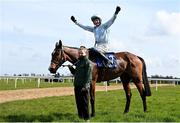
[38,78,41,88]
[174,81,176,87]
[6,78,8,84]
[21,78,24,84]
[104,81,108,92]
[15,78,18,88]
[52,79,54,84]
[156,80,158,91]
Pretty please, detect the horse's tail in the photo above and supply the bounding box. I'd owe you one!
[138,56,151,96]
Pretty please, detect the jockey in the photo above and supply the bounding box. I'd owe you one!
[71,6,121,65]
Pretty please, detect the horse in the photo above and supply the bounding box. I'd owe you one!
[49,40,151,116]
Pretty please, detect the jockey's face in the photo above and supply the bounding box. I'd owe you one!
[93,19,101,26]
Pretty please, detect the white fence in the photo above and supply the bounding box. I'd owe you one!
[0,75,180,90]
[0,75,73,88]
[148,78,180,91]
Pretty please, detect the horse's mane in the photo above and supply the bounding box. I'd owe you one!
[63,45,79,50]
[63,45,96,62]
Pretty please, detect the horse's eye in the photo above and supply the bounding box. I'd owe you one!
[55,51,60,55]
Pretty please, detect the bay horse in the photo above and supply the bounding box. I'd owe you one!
[49,40,151,116]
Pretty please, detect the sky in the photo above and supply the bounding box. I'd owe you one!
[0,0,180,77]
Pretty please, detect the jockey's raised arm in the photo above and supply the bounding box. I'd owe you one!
[70,6,121,67]
[102,14,117,29]
[102,6,120,29]
[75,22,94,32]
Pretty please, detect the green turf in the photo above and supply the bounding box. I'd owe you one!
[0,86,179,122]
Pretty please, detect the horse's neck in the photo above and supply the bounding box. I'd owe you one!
[63,46,79,64]
[63,46,97,65]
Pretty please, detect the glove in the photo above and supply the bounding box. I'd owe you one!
[71,16,76,23]
[115,6,121,15]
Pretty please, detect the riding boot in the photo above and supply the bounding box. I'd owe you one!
[99,52,111,64]
[89,48,111,65]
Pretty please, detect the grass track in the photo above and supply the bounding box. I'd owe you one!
[0,86,179,122]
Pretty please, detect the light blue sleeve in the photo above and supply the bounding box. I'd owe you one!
[102,14,117,29]
[75,22,94,32]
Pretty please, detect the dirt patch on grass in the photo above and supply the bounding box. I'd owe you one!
[0,84,171,103]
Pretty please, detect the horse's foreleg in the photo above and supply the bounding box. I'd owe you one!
[123,82,132,114]
[135,82,147,112]
[90,83,95,117]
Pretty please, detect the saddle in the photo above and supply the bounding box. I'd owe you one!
[88,49,117,68]
[96,52,117,68]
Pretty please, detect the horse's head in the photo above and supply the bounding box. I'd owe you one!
[48,40,66,74]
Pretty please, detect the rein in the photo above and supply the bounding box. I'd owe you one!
[61,46,79,67]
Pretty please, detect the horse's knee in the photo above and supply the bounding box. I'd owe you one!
[129,92,132,97]
[126,92,132,100]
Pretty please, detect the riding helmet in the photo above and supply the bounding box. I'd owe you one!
[91,15,102,22]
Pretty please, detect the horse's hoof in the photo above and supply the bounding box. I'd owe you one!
[144,108,147,112]
[91,113,95,117]
[123,110,129,114]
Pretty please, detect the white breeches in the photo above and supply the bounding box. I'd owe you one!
[94,43,109,53]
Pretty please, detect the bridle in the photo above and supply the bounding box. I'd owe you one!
[51,46,67,68]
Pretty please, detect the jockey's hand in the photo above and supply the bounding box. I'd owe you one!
[115,6,121,15]
[71,16,76,23]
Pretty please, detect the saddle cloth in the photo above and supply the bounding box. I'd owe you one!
[96,52,117,68]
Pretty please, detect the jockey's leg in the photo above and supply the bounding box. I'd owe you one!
[99,52,111,64]
[89,48,111,64]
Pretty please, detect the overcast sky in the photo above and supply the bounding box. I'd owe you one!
[0,0,180,77]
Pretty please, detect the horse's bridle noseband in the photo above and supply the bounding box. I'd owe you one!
[51,47,66,68]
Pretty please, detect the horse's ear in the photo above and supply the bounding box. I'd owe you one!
[59,40,62,48]
[55,42,59,48]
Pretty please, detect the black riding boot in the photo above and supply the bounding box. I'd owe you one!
[98,52,111,64]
